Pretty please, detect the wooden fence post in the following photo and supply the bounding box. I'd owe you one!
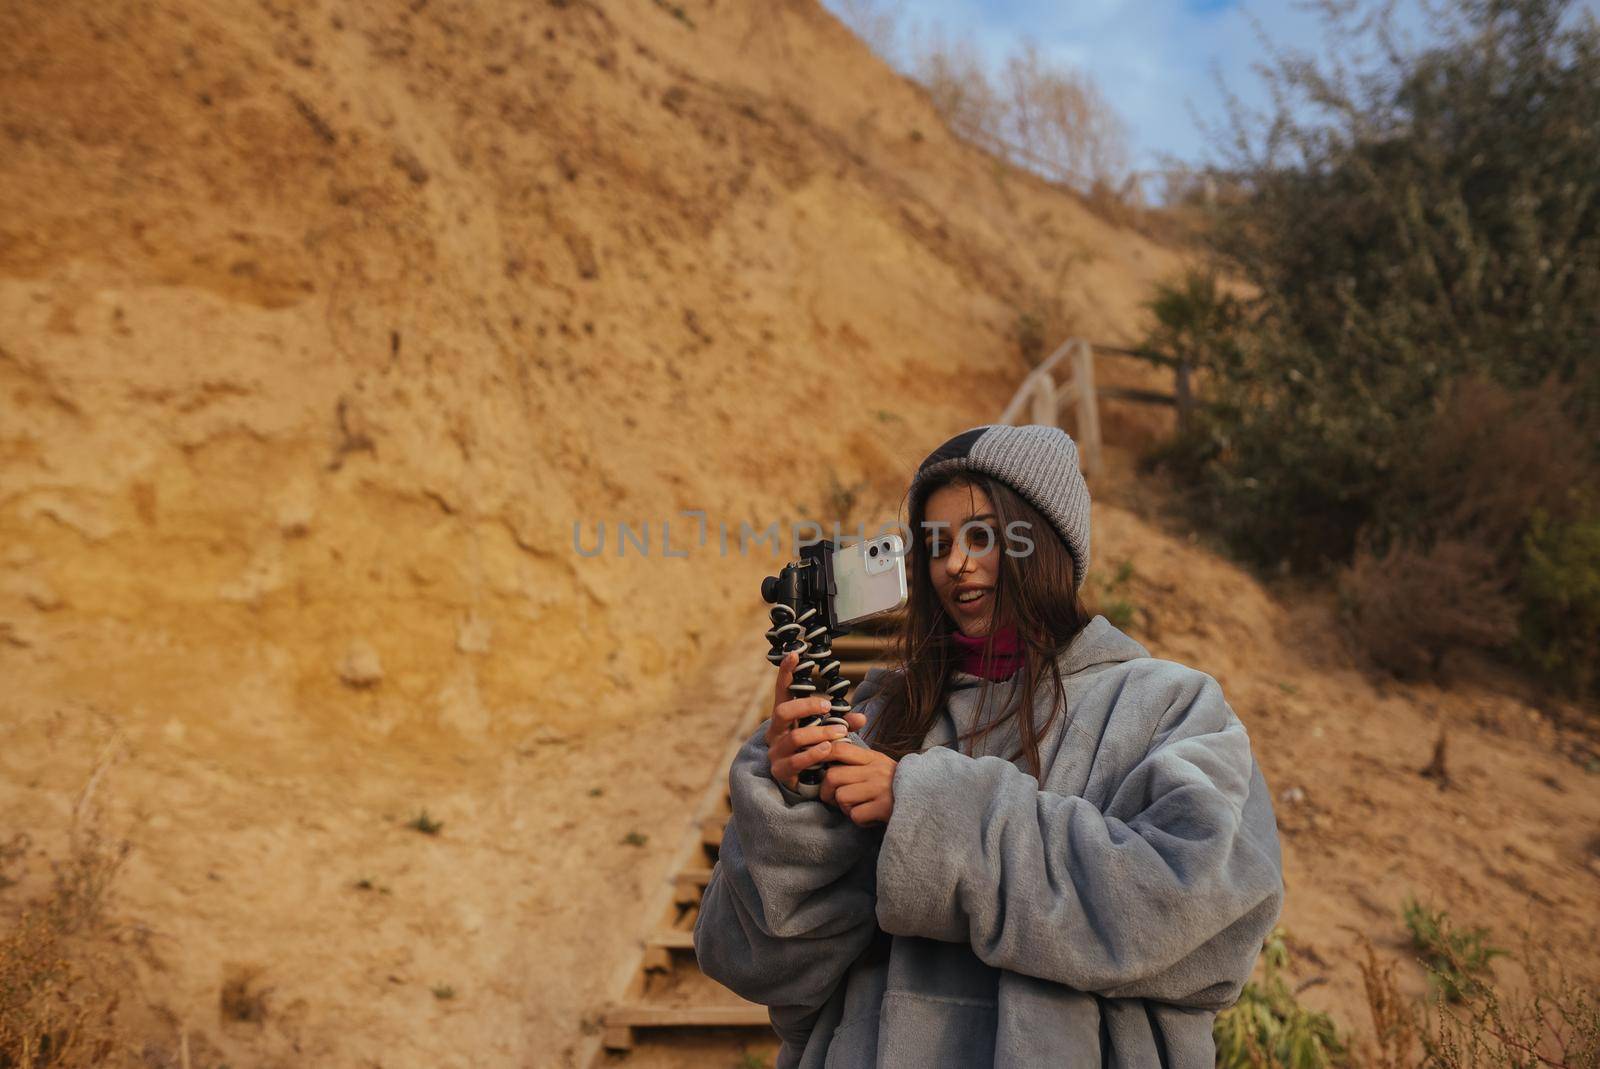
[1174,358,1192,433]
[1074,340,1102,480]
[1029,375,1056,428]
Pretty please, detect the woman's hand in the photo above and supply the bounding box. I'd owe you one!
[766,651,868,794]
[821,745,897,826]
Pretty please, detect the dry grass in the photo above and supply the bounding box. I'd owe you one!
[1341,538,1521,678]
[1358,929,1600,1068]
[829,1,1131,196]
[1340,376,1596,680]
[0,743,137,1069]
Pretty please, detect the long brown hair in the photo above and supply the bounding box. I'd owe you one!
[864,472,1092,780]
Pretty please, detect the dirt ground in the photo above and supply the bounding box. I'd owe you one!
[3,0,1597,1066]
[597,458,1600,1069]
[7,461,1598,1068]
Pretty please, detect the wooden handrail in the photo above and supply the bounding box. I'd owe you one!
[1089,342,1183,368]
[999,337,1203,478]
[998,338,1103,480]
[1098,385,1177,406]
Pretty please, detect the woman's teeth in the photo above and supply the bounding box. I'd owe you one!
[956,589,986,604]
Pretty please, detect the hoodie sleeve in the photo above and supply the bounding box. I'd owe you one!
[873,666,1284,1010]
[692,671,892,1015]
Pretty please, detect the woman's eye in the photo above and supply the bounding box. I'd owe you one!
[963,526,994,552]
[925,538,947,558]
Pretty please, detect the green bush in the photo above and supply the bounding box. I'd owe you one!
[1401,897,1506,1005]
[1519,510,1600,699]
[1215,929,1347,1069]
[1155,0,1600,562]
[1144,0,1600,691]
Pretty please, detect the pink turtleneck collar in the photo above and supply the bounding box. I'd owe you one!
[950,624,1025,681]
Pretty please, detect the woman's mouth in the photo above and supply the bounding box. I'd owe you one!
[952,587,989,612]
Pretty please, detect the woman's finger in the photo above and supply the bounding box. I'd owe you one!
[773,695,832,732]
[777,740,836,781]
[848,797,889,826]
[821,764,872,789]
[773,650,796,706]
[843,712,868,732]
[816,741,882,765]
[767,730,798,764]
[786,722,850,750]
[833,781,880,807]
[766,652,798,744]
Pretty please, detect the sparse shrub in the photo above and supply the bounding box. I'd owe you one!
[408,809,443,836]
[1340,539,1520,678]
[1359,929,1600,1067]
[828,0,903,60]
[1420,945,1600,1067]
[988,40,1128,190]
[1357,941,1419,1069]
[1085,560,1138,632]
[1014,310,1046,366]
[0,835,26,893]
[1215,928,1348,1068]
[1361,376,1593,596]
[649,0,695,29]
[1518,510,1600,700]
[1402,897,1505,1004]
[1,801,134,1067]
[1338,376,1594,679]
[431,984,455,1000]
[621,831,648,847]
[829,3,1130,194]
[824,469,868,526]
[1100,600,1135,632]
[220,964,271,1023]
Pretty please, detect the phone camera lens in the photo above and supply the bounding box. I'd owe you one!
[868,544,879,557]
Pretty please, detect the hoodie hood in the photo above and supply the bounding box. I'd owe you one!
[1057,614,1149,675]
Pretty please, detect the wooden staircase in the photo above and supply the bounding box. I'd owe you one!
[588,614,901,1066]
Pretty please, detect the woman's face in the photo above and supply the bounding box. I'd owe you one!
[922,480,1003,638]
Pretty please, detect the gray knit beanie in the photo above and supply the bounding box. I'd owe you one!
[910,424,1091,589]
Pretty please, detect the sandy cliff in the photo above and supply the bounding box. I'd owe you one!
[1,0,1185,1064]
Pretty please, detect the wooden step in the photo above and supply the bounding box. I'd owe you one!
[648,929,696,950]
[673,866,714,905]
[845,612,904,637]
[580,673,780,1068]
[641,927,695,972]
[602,1001,771,1050]
[828,633,897,656]
[841,660,897,681]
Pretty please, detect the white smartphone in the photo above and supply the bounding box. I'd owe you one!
[831,535,908,627]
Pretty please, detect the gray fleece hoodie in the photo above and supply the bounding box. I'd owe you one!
[693,616,1285,1068]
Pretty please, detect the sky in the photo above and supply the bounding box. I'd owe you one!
[819,0,1600,181]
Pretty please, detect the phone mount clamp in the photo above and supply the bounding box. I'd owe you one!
[761,540,854,801]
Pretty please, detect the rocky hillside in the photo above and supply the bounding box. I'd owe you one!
[1,0,1179,750]
[1,0,1187,1064]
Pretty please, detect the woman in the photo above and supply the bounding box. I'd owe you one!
[694,424,1285,1069]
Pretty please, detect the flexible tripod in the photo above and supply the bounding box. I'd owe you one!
[761,541,854,800]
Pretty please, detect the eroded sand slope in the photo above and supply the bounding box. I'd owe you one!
[2,0,1187,1064]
